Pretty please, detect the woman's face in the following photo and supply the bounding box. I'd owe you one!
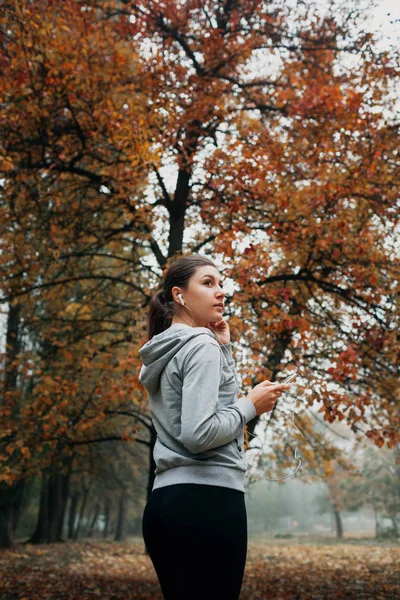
[172,265,226,327]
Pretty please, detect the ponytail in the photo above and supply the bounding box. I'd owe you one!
[147,288,174,341]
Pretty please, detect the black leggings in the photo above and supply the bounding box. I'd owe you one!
[142,483,248,600]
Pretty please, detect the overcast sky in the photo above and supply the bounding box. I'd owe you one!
[368,0,400,47]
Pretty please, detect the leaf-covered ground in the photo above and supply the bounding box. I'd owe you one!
[0,537,399,599]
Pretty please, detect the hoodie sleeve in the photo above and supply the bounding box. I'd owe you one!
[180,338,256,454]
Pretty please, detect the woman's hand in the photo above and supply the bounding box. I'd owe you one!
[205,318,230,344]
[248,380,292,416]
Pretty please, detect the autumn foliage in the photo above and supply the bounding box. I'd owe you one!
[0,0,399,548]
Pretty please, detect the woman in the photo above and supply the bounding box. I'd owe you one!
[139,254,291,600]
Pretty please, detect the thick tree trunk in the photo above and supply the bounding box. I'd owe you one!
[68,492,80,539]
[0,302,23,549]
[56,462,71,541]
[0,481,25,549]
[30,476,49,544]
[114,492,127,542]
[30,457,72,544]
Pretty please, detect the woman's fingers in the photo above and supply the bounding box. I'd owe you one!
[275,382,292,391]
[262,381,291,390]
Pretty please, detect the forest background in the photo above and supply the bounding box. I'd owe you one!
[0,0,399,562]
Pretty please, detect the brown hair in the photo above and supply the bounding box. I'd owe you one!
[147,254,218,341]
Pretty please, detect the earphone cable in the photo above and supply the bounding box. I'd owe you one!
[175,295,307,483]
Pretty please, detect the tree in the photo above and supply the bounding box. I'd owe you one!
[121,0,399,452]
[64,438,148,541]
[361,445,400,538]
[0,0,155,547]
[1,0,399,547]
[0,300,25,547]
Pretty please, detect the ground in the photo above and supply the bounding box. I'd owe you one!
[0,535,399,599]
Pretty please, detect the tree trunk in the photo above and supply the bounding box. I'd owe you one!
[68,492,80,539]
[0,302,23,549]
[333,509,343,539]
[114,492,127,542]
[103,500,110,539]
[373,504,381,538]
[30,476,49,544]
[390,514,399,538]
[56,462,71,541]
[88,502,100,538]
[73,485,89,540]
[0,481,25,549]
[30,457,72,544]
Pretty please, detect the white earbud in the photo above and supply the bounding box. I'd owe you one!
[178,293,184,305]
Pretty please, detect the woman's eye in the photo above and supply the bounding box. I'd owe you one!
[205,281,223,289]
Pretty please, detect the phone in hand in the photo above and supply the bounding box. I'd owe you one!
[282,370,298,384]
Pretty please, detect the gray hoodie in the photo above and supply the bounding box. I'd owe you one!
[138,323,257,493]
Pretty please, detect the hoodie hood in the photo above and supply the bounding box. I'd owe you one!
[138,324,215,395]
